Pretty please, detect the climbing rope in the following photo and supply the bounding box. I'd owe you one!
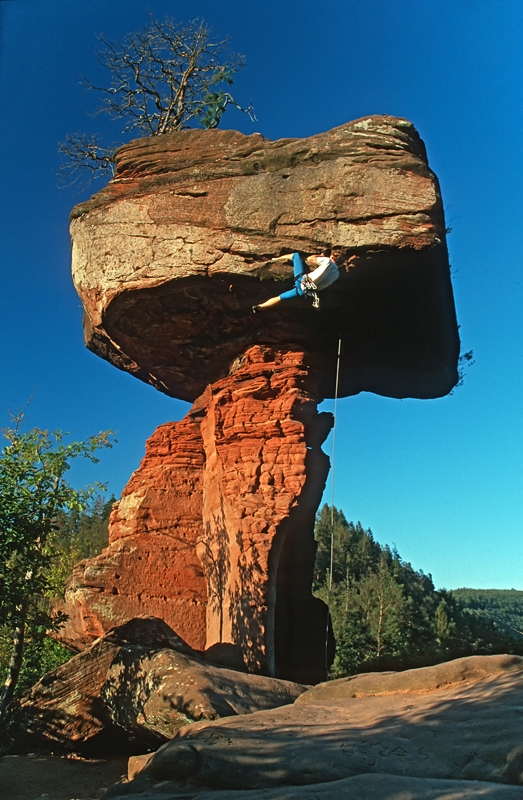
[324,332,342,675]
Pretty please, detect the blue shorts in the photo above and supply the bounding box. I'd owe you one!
[278,253,306,301]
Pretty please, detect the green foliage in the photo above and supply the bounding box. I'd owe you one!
[46,493,115,598]
[0,418,113,631]
[0,412,114,715]
[314,504,522,677]
[0,493,113,702]
[0,627,71,698]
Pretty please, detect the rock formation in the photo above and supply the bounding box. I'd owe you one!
[71,116,458,401]
[9,618,306,753]
[60,346,334,682]
[61,116,460,683]
[58,419,208,653]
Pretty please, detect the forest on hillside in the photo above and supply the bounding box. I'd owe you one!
[313,505,523,677]
[451,588,523,640]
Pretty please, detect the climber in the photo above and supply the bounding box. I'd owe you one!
[252,248,356,312]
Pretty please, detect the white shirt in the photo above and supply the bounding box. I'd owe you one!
[303,257,339,291]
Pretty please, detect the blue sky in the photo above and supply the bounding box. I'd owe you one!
[1,0,522,591]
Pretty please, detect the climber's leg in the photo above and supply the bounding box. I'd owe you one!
[253,286,299,312]
[252,253,305,312]
[292,253,306,282]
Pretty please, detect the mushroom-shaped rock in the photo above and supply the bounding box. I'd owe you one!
[63,117,460,684]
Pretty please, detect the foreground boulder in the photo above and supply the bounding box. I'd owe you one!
[9,618,186,752]
[104,655,523,798]
[9,618,305,753]
[102,645,307,744]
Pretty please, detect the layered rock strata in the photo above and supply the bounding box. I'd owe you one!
[61,346,334,682]
[58,418,207,652]
[10,618,306,753]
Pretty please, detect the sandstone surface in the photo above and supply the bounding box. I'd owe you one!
[106,775,523,800]
[60,346,334,682]
[71,116,459,402]
[9,618,195,752]
[102,647,306,744]
[10,619,305,753]
[57,419,207,652]
[296,653,523,702]
[103,655,523,798]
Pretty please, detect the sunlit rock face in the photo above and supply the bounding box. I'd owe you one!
[57,418,208,653]
[60,346,334,683]
[65,118,460,682]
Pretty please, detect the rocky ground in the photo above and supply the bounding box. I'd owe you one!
[4,653,523,800]
[106,654,523,799]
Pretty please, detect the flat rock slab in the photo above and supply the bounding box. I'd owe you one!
[105,773,523,799]
[107,656,523,796]
[297,654,523,702]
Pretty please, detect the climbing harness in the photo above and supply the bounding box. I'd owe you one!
[299,274,320,308]
[324,331,342,675]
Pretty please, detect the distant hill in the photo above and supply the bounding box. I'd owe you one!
[451,588,523,640]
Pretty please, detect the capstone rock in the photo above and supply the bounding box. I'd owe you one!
[71,116,459,402]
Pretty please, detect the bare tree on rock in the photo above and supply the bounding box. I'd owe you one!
[58,16,255,190]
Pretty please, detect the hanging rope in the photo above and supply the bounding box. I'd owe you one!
[324,332,342,675]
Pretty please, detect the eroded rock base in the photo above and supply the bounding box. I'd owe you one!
[59,346,334,683]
